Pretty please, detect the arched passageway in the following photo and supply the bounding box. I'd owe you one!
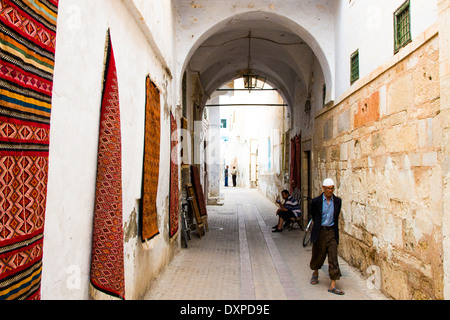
[179,10,330,211]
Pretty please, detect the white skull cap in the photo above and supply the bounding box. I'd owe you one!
[323,178,335,187]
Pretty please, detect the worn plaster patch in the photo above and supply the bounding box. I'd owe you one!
[124,205,139,243]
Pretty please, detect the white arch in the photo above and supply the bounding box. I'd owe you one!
[176,8,335,106]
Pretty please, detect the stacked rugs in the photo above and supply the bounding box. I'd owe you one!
[140,76,160,244]
[190,165,208,230]
[0,0,59,300]
[169,112,179,240]
[89,30,125,300]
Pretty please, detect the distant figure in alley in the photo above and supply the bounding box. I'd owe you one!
[231,166,237,187]
[224,165,229,187]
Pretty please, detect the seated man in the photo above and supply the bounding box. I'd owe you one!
[273,190,301,233]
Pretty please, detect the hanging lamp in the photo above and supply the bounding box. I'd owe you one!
[243,31,266,92]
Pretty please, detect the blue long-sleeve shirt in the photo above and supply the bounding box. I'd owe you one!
[321,194,334,227]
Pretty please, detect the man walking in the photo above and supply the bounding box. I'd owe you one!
[309,178,344,295]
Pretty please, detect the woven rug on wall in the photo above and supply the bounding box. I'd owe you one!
[294,135,301,188]
[290,137,295,193]
[289,135,301,193]
[89,30,125,300]
[140,76,160,243]
[0,0,59,300]
[169,112,179,239]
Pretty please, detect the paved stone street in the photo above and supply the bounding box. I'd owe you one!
[143,188,387,300]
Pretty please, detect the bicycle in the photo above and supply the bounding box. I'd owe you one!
[302,217,313,247]
[180,198,192,248]
[301,196,313,247]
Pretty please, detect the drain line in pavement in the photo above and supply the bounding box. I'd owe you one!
[238,204,256,299]
[253,206,304,300]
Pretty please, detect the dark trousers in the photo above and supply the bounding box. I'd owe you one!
[310,227,341,280]
[278,210,295,221]
[232,175,236,187]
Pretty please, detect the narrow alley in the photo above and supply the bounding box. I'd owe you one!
[2,0,448,302]
[143,188,387,301]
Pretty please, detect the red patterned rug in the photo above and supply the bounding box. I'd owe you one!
[169,112,179,239]
[289,135,301,193]
[89,30,125,300]
[0,0,59,300]
[141,76,160,243]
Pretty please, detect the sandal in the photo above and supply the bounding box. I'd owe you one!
[310,273,319,285]
[328,287,345,295]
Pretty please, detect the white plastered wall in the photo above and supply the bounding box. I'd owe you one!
[334,0,438,100]
[42,0,176,300]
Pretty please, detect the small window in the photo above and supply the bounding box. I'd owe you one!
[350,50,359,85]
[394,0,411,53]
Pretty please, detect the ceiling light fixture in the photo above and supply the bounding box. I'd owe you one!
[243,31,266,92]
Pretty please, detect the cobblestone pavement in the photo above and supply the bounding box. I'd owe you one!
[143,188,387,300]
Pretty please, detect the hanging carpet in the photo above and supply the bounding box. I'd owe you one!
[289,137,296,193]
[290,135,301,192]
[169,112,179,239]
[294,135,301,188]
[140,76,160,243]
[89,30,125,300]
[0,0,59,300]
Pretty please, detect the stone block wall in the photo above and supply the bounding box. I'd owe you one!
[313,27,444,299]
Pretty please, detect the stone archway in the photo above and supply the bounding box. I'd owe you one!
[177,9,335,110]
[176,7,332,207]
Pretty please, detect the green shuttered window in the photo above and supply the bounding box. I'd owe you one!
[350,49,359,85]
[394,0,412,53]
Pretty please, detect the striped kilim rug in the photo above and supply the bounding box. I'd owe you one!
[89,30,125,300]
[169,112,179,239]
[0,0,59,300]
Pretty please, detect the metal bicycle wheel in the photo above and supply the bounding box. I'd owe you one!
[302,219,313,247]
